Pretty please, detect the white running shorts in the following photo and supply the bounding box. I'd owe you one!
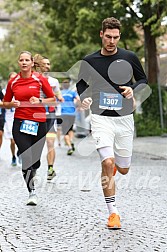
[91,114,134,165]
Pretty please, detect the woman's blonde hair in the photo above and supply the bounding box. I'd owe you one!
[8,71,17,80]
[18,51,33,61]
[33,53,44,73]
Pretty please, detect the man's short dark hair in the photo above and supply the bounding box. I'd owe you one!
[102,17,121,32]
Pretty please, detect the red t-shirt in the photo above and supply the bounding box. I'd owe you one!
[4,72,55,122]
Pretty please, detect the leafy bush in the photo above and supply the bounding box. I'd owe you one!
[134,84,167,136]
[134,114,163,136]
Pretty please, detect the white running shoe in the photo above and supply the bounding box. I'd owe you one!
[27,190,38,206]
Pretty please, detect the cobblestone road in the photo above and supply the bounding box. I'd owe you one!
[0,136,167,252]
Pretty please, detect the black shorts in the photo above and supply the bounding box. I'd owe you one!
[46,112,57,133]
[0,114,5,131]
[57,115,75,135]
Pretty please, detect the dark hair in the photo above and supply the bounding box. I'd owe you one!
[42,56,49,60]
[102,17,121,32]
[62,79,70,83]
[62,79,70,89]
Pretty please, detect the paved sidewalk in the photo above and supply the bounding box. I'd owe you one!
[133,136,167,159]
[0,135,167,251]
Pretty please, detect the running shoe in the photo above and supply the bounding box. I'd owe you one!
[47,167,56,180]
[11,156,17,166]
[67,148,73,155]
[71,143,75,151]
[18,155,22,165]
[17,150,22,165]
[27,190,38,206]
[107,213,121,229]
[113,166,117,176]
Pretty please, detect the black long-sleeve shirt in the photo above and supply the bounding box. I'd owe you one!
[76,48,148,117]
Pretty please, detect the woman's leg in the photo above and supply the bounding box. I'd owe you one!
[12,119,46,192]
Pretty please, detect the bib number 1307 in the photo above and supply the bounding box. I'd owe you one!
[99,92,122,110]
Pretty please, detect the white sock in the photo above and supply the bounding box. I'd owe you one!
[105,195,119,215]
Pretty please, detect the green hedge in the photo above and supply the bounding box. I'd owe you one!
[134,84,167,136]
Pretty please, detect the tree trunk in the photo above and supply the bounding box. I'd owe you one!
[144,25,158,84]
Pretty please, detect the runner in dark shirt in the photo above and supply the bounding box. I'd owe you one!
[77,47,147,117]
[76,17,148,229]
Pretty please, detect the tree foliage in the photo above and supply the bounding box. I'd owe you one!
[0,0,70,80]
[34,0,139,49]
[113,0,167,83]
[0,0,167,84]
[20,0,167,83]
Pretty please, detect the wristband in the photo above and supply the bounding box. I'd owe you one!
[39,98,43,103]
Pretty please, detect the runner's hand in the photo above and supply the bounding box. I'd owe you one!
[119,86,133,99]
[81,97,92,110]
[29,96,40,104]
[13,100,20,107]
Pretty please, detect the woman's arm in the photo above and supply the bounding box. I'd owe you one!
[3,100,20,109]
[0,101,4,108]
[29,96,56,106]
